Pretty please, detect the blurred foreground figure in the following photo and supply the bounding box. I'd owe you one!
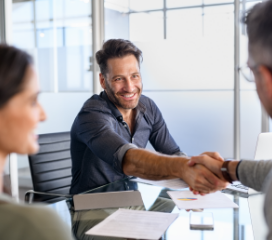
[0,45,74,240]
[188,1,272,239]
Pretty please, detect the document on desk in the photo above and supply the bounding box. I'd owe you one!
[131,177,188,189]
[85,209,178,240]
[167,191,239,209]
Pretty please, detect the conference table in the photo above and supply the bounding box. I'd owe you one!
[47,177,266,240]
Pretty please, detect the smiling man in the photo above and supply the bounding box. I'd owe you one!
[69,39,227,194]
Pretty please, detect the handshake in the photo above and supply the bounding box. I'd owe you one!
[183,152,240,195]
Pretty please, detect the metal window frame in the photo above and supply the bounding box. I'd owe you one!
[128,1,234,14]
[0,0,5,42]
[234,0,240,160]
[122,0,265,158]
[92,0,104,94]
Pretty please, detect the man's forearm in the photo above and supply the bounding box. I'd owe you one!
[235,160,272,191]
[123,148,228,193]
[122,148,189,180]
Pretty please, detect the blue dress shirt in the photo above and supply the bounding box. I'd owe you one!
[70,91,184,194]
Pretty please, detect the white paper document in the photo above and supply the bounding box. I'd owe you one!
[85,209,179,240]
[167,191,239,209]
[131,178,188,190]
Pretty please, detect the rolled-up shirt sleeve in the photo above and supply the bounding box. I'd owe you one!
[76,109,137,174]
[114,143,138,172]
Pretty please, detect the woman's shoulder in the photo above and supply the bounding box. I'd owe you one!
[0,197,74,240]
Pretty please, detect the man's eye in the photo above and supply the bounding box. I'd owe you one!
[115,77,122,81]
[133,75,139,78]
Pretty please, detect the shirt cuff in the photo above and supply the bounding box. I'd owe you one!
[113,143,138,173]
[236,160,243,180]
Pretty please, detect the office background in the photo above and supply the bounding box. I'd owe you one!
[0,0,266,194]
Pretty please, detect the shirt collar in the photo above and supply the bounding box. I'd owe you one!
[101,91,122,121]
[100,91,146,121]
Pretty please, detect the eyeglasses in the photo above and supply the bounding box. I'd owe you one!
[238,65,255,83]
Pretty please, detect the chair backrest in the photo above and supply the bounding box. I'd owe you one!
[28,132,72,202]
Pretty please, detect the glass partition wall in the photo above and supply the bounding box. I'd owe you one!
[11,0,94,137]
[12,0,93,92]
[6,0,263,200]
[105,0,262,159]
[10,0,263,159]
[10,0,94,178]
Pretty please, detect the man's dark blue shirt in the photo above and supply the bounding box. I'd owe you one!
[70,91,184,194]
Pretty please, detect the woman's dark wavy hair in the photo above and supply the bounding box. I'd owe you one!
[96,39,143,77]
[0,44,33,108]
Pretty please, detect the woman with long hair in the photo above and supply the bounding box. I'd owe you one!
[0,44,74,240]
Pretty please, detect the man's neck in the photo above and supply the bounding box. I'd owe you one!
[117,107,134,122]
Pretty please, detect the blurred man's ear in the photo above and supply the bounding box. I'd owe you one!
[99,73,106,89]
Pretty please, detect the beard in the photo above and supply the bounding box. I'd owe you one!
[104,80,142,110]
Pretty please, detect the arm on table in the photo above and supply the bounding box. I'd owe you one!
[123,148,227,194]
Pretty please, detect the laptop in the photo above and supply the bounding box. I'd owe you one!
[225,132,272,195]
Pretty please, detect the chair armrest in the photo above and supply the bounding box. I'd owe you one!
[25,190,72,203]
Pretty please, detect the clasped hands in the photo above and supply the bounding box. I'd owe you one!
[184,152,228,195]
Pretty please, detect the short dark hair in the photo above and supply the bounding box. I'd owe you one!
[0,44,33,108]
[243,0,272,67]
[95,39,143,76]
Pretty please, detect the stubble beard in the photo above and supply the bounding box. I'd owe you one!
[104,80,142,110]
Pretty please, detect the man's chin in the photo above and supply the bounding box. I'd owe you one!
[118,101,139,110]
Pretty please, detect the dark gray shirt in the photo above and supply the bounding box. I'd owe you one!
[70,91,184,194]
[238,160,272,240]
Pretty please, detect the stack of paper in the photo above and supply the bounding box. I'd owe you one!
[85,209,178,240]
[131,178,188,190]
[167,191,239,209]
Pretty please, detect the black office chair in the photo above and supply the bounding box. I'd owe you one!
[25,132,73,203]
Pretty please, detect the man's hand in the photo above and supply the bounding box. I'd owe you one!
[181,158,228,194]
[188,152,225,180]
[186,152,228,195]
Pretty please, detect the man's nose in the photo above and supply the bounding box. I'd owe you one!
[124,78,135,92]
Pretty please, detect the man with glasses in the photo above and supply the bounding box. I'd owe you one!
[239,65,255,83]
[70,39,227,194]
[188,1,272,239]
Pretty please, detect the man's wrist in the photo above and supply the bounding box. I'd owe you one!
[228,161,240,181]
[176,156,190,179]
